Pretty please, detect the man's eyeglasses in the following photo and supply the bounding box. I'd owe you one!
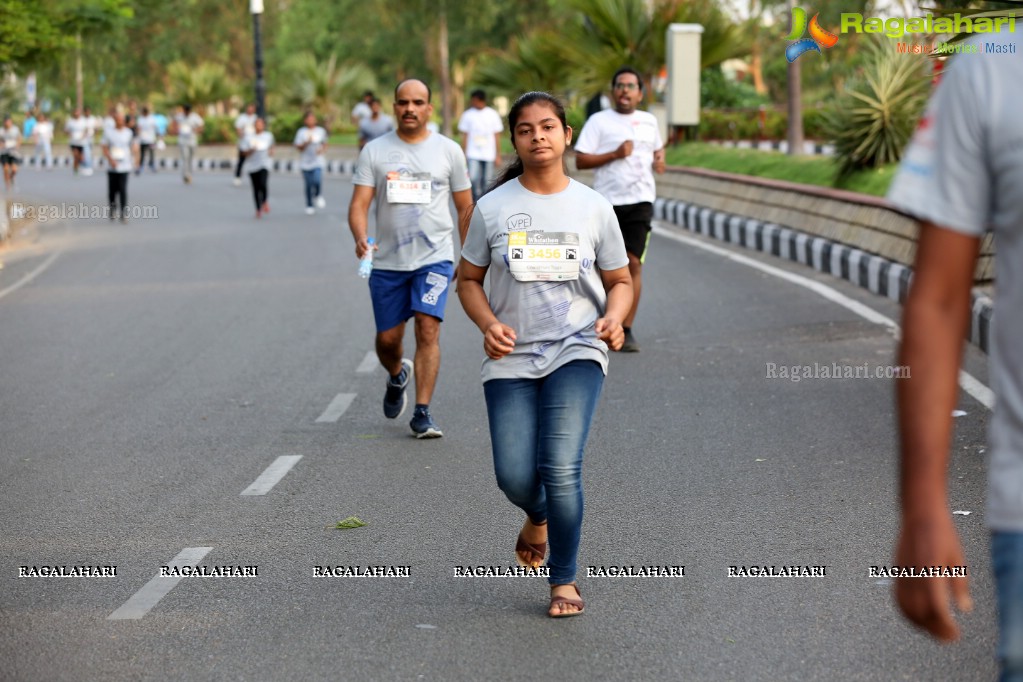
[613,83,639,91]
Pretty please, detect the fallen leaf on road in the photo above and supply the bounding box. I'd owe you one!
[332,516,367,529]
[755,458,766,462]
[952,510,971,516]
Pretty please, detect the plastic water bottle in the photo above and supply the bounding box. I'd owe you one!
[358,237,375,278]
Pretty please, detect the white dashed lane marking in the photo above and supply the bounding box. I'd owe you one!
[107,546,213,620]
[315,393,357,423]
[240,455,303,496]
[356,351,377,374]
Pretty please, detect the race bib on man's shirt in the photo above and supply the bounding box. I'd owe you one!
[386,171,431,204]
[110,147,126,160]
[507,231,580,282]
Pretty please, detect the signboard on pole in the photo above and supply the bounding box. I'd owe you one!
[666,24,703,126]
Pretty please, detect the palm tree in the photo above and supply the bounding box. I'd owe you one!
[164,61,235,111]
[559,0,749,99]
[281,52,375,128]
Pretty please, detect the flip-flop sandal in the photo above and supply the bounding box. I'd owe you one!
[514,519,547,568]
[549,584,584,618]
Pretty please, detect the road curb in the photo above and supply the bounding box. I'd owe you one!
[653,197,994,354]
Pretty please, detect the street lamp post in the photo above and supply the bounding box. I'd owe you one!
[250,0,267,119]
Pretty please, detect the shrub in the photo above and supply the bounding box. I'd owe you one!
[823,40,929,179]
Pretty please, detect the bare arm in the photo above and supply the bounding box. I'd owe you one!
[494,132,502,166]
[596,265,633,351]
[653,147,666,174]
[347,184,377,260]
[453,189,474,245]
[457,259,516,360]
[894,221,980,642]
[575,141,632,170]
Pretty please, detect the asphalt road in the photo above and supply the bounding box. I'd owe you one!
[0,163,997,681]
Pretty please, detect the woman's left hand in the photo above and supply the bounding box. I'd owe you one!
[595,317,624,351]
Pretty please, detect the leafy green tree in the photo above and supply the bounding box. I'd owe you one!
[163,61,236,111]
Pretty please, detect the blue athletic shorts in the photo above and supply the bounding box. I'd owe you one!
[368,261,454,333]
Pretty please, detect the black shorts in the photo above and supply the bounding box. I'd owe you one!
[613,202,653,261]
[0,151,20,166]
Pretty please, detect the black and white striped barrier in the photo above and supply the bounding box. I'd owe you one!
[654,197,994,354]
[704,140,835,155]
[23,155,359,176]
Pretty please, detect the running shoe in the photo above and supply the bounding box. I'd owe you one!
[410,406,443,439]
[383,359,413,419]
[315,195,326,209]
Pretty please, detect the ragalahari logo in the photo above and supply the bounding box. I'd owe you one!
[786,7,839,62]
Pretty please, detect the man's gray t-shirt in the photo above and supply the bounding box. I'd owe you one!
[461,178,629,382]
[887,30,1023,531]
[353,131,471,271]
[358,115,395,145]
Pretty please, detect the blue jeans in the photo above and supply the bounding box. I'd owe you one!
[994,531,1023,682]
[302,168,322,207]
[467,159,494,202]
[482,360,604,585]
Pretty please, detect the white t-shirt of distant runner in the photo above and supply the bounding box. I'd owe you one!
[241,131,275,173]
[293,126,327,171]
[574,108,663,206]
[887,29,1023,532]
[457,105,503,163]
[136,115,158,144]
[175,112,204,147]
[66,117,88,147]
[234,112,257,147]
[102,127,135,173]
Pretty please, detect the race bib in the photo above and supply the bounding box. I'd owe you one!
[254,138,268,151]
[4,138,15,149]
[508,231,580,282]
[386,171,431,204]
[110,147,126,160]
[72,130,84,142]
[180,124,192,135]
[310,130,323,144]
[244,125,255,136]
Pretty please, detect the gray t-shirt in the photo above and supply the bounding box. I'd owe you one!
[353,131,471,271]
[101,127,134,173]
[358,115,395,145]
[887,30,1023,531]
[461,178,629,382]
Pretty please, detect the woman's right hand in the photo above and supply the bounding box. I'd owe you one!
[483,322,517,360]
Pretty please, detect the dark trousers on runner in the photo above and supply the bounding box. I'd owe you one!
[249,169,268,211]
[138,143,155,172]
[235,148,245,179]
[107,171,128,217]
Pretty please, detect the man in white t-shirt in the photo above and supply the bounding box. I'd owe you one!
[33,112,54,170]
[351,91,374,125]
[135,106,159,174]
[171,104,204,184]
[81,106,99,176]
[457,89,503,202]
[294,111,328,214]
[65,109,88,174]
[887,29,1023,681]
[233,103,257,186]
[101,112,138,223]
[574,66,665,352]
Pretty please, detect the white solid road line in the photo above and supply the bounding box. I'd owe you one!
[0,251,61,302]
[655,226,995,411]
[107,546,213,620]
[356,351,377,373]
[240,455,303,496]
[315,393,357,423]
